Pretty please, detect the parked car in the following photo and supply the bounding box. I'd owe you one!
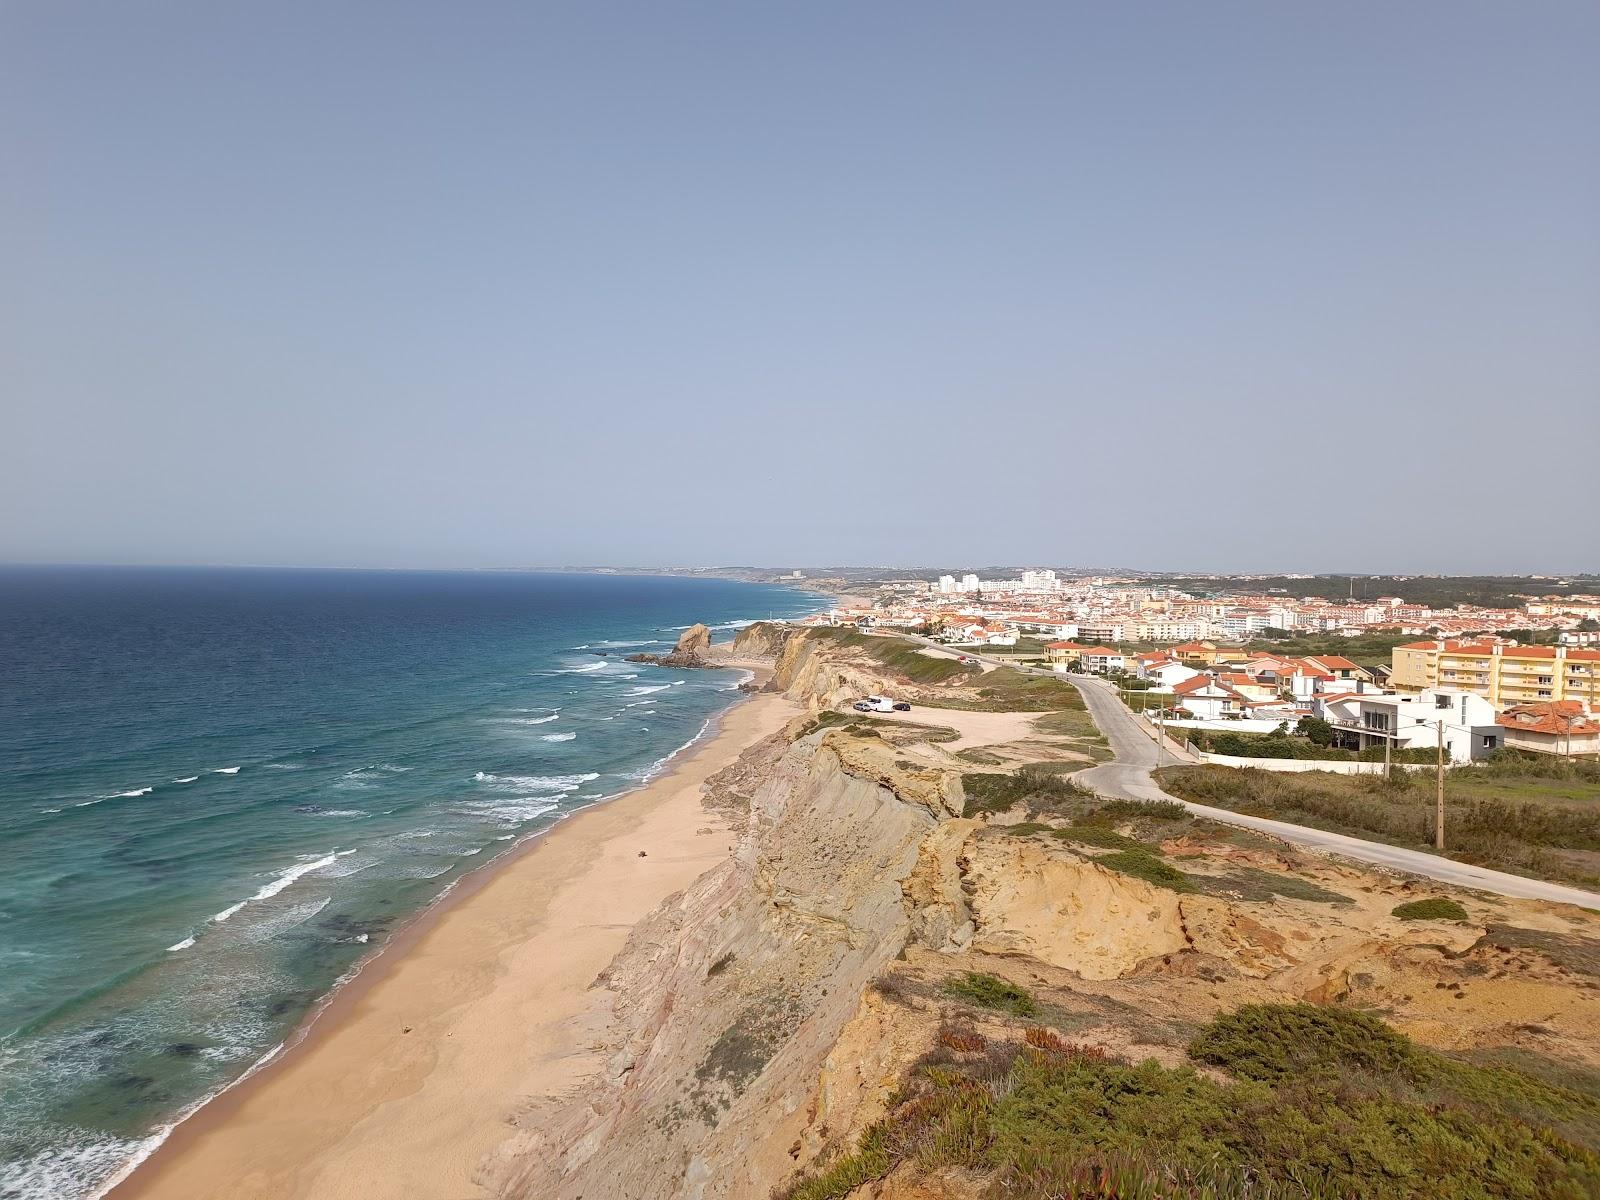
[851,700,873,712]
[892,701,911,712]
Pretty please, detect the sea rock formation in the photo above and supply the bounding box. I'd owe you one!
[627,623,714,668]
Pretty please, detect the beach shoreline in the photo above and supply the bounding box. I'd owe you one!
[108,670,799,1200]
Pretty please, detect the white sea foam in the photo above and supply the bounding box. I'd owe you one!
[213,766,241,775]
[113,787,155,798]
[540,731,577,742]
[627,684,672,696]
[562,661,608,674]
[173,776,200,784]
[339,764,410,788]
[472,770,598,791]
[209,850,354,924]
[468,796,564,824]
[167,936,196,952]
[4,1130,167,1200]
[243,896,331,942]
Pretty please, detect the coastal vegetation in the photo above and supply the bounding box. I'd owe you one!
[961,767,1096,816]
[942,971,1037,1017]
[919,666,1087,712]
[1156,756,1600,887]
[1393,897,1470,921]
[784,1003,1600,1200]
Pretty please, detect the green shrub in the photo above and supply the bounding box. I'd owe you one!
[942,971,1037,1017]
[962,768,1095,817]
[781,1123,891,1199]
[1095,848,1196,893]
[1087,797,1189,823]
[1393,897,1470,921]
[1057,824,1144,851]
[1189,1003,1421,1084]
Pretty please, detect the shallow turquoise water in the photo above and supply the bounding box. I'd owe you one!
[0,566,817,1198]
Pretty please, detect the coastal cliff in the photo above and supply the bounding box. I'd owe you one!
[483,625,1600,1200]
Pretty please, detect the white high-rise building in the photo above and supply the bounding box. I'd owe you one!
[961,573,981,593]
[1020,569,1059,592]
[935,575,957,594]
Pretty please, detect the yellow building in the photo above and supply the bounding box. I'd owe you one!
[1391,640,1600,711]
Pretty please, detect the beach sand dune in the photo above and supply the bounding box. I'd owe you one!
[112,681,798,1200]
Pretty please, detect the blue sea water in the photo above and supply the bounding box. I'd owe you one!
[0,566,819,1198]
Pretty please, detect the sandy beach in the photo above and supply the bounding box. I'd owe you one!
[111,680,799,1200]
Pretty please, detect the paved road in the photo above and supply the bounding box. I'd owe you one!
[878,632,1600,907]
[1066,672,1600,909]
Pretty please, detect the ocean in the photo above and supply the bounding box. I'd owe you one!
[0,566,819,1199]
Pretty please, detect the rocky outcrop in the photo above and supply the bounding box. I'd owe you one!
[768,630,889,711]
[963,838,1191,979]
[628,623,715,668]
[729,620,799,661]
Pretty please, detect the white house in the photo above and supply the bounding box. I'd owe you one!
[1136,657,1202,692]
[1316,688,1501,764]
[1172,676,1252,720]
[1079,646,1130,674]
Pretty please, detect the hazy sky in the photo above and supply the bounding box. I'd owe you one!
[5,3,1596,574]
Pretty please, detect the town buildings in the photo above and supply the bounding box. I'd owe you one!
[1390,640,1600,710]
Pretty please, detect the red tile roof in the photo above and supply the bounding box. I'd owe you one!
[1497,701,1600,737]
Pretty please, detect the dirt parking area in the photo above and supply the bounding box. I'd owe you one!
[859,705,1048,749]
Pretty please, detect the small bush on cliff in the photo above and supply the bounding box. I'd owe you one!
[1094,848,1197,893]
[1084,797,1189,823]
[942,971,1037,1017]
[962,768,1094,817]
[1393,897,1470,922]
[1188,1003,1421,1085]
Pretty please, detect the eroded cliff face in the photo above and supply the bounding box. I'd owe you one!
[486,730,951,1199]
[768,629,887,712]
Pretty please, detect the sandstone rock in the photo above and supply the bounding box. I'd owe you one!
[627,623,715,668]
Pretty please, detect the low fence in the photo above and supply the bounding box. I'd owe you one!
[1191,751,1432,775]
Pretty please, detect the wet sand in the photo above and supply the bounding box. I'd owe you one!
[111,681,799,1200]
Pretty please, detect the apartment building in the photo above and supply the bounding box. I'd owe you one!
[1077,621,1126,644]
[1130,618,1209,642]
[1390,640,1600,711]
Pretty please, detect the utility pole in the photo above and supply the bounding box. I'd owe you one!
[1435,720,1446,851]
[1155,702,1166,768]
